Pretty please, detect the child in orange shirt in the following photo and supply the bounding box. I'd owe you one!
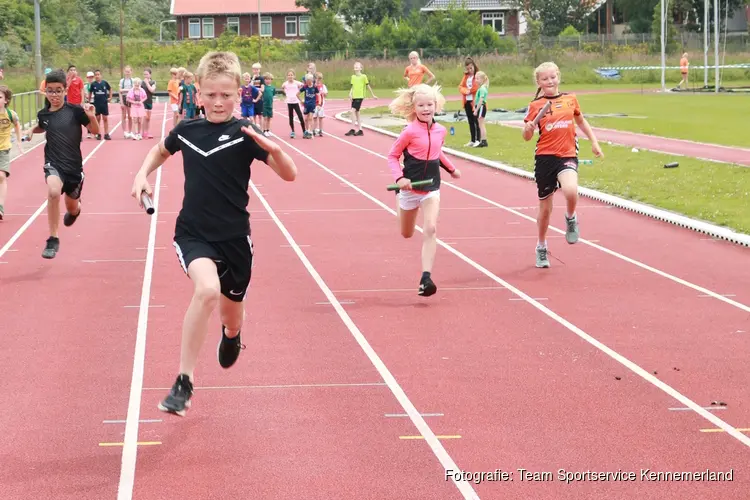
[167,67,181,125]
[678,52,689,89]
[522,62,603,268]
[403,51,435,88]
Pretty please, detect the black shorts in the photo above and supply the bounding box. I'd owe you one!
[476,103,487,118]
[173,234,255,302]
[94,102,109,116]
[43,163,85,199]
[253,101,263,116]
[351,98,363,111]
[304,102,316,115]
[534,155,578,200]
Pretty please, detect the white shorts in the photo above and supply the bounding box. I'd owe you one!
[314,106,325,118]
[397,189,440,211]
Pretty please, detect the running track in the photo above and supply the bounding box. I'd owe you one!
[0,98,748,499]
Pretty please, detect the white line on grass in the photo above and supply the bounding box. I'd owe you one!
[271,132,750,452]
[248,180,479,500]
[117,102,167,500]
[0,120,124,260]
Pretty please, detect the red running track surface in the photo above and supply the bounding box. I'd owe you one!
[0,99,748,500]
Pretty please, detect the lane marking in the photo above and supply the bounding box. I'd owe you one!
[386,413,444,417]
[333,286,505,293]
[324,128,750,316]
[273,132,750,452]
[400,435,461,440]
[83,259,146,263]
[102,442,161,447]
[510,297,548,301]
[668,407,726,411]
[123,305,165,308]
[118,102,167,500]
[142,382,387,390]
[248,180,479,500]
[698,293,735,298]
[0,118,123,261]
[316,300,355,305]
[103,419,163,424]
[700,428,750,433]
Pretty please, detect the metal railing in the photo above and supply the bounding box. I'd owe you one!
[9,90,43,129]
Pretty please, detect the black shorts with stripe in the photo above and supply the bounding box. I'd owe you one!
[534,155,578,200]
[43,163,85,199]
[173,233,254,302]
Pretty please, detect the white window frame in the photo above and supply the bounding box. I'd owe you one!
[482,12,505,35]
[188,18,201,39]
[298,15,311,37]
[285,16,297,36]
[260,16,272,37]
[226,16,240,35]
[202,17,215,38]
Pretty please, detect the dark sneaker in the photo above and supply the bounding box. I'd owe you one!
[158,374,193,417]
[104,134,111,140]
[355,130,364,136]
[95,134,101,140]
[418,275,437,297]
[345,129,355,136]
[63,203,81,227]
[217,326,245,369]
[41,237,59,259]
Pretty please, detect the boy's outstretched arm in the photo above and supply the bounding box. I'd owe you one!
[131,140,173,204]
[241,125,297,181]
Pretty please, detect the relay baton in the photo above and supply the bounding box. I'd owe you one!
[532,100,552,126]
[387,179,433,191]
[141,191,155,215]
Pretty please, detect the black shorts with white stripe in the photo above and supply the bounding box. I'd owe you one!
[173,233,254,302]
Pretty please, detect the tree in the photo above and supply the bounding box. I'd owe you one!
[339,0,402,25]
[514,0,595,36]
[305,8,348,53]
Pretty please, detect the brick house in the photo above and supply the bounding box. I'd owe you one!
[420,0,521,36]
[170,0,311,41]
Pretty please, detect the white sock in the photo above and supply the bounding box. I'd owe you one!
[566,212,576,220]
[536,241,547,249]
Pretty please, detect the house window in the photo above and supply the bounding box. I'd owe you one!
[226,17,240,35]
[285,16,297,36]
[260,16,272,36]
[482,12,505,35]
[188,18,201,38]
[202,17,215,38]
[299,15,310,36]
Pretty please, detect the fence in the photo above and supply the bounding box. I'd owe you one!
[10,90,42,129]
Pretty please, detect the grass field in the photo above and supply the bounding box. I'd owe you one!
[360,89,750,148]
[356,117,750,235]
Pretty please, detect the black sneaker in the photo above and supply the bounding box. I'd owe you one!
[355,130,364,136]
[217,326,245,369]
[41,237,59,259]
[345,129,355,136]
[158,374,193,417]
[63,203,81,227]
[95,134,101,140]
[418,275,437,297]
[104,134,111,140]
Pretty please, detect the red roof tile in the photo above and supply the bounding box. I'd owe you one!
[171,0,308,16]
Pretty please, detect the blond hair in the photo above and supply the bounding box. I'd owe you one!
[264,72,274,80]
[388,83,445,122]
[475,71,490,89]
[196,51,242,86]
[533,61,560,98]
[408,51,421,64]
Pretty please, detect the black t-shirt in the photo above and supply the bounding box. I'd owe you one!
[37,103,90,174]
[143,79,155,105]
[164,117,269,242]
[252,75,265,100]
[90,80,111,105]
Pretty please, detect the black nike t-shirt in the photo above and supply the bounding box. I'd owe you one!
[37,103,90,174]
[164,117,269,242]
[89,80,111,106]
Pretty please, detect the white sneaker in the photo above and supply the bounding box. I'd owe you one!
[124,132,132,139]
[464,141,473,147]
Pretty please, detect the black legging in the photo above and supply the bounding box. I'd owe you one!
[288,103,305,132]
[464,101,479,142]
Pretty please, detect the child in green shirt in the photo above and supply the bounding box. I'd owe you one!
[473,71,489,148]
[261,73,276,137]
[345,62,376,137]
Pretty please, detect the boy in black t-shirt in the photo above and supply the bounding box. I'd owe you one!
[131,51,297,417]
[24,69,99,259]
[88,69,112,140]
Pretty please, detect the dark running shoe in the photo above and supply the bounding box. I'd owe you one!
[41,237,59,259]
[418,275,437,297]
[63,202,81,227]
[217,326,245,369]
[158,374,193,417]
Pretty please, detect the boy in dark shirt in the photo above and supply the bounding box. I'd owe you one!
[88,69,112,140]
[131,51,298,417]
[24,69,99,259]
[300,75,318,139]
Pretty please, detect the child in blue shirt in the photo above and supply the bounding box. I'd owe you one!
[300,75,318,139]
[240,72,260,119]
